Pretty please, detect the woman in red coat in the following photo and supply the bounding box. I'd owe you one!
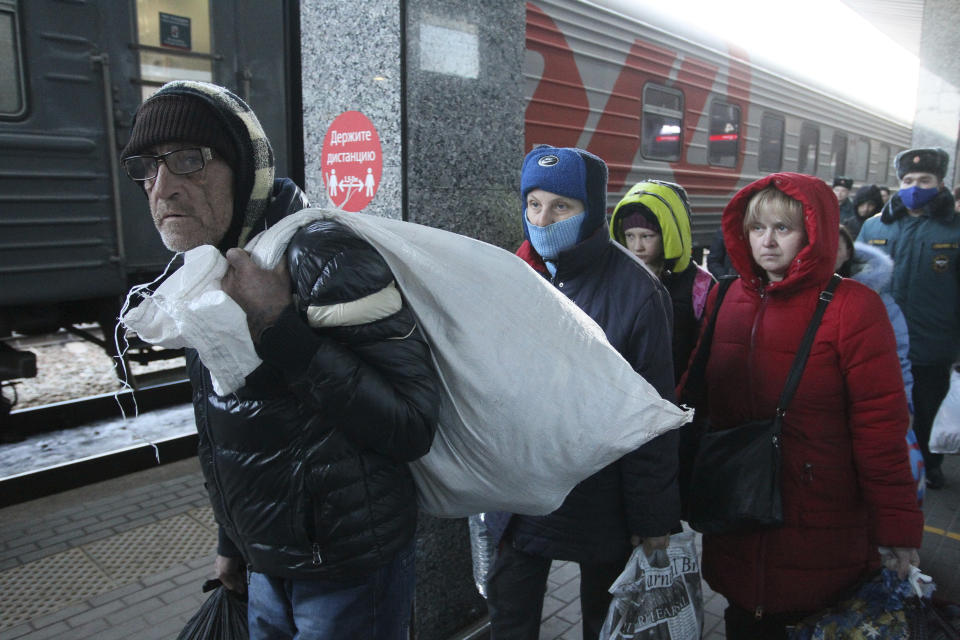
[692,173,923,638]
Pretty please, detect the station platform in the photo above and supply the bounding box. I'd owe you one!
[1,455,959,639]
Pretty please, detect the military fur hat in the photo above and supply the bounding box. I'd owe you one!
[895,147,950,180]
[833,176,854,189]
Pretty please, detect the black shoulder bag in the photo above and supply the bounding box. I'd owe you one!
[685,274,841,535]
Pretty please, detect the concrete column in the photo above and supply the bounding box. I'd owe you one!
[300,1,525,637]
[912,0,960,186]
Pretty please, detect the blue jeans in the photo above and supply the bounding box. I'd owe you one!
[247,541,415,639]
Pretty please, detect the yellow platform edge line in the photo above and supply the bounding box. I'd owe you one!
[924,525,960,541]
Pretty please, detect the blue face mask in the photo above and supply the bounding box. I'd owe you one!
[524,211,586,262]
[898,185,939,210]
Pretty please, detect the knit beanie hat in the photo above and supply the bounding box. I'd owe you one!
[833,176,853,189]
[121,94,238,171]
[619,206,661,235]
[895,147,949,180]
[521,146,608,243]
[122,81,275,250]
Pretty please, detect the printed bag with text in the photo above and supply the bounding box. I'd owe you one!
[599,531,703,640]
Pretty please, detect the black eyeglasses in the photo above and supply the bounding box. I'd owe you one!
[123,147,214,182]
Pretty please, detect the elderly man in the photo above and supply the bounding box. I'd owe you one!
[860,147,960,490]
[121,80,439,638]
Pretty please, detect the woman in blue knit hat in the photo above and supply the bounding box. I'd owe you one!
[483,146,679,640]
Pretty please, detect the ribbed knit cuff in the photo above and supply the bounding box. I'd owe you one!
[217,526,242,558]
[255,305,322,377]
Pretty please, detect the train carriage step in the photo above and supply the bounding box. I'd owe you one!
[0,343,37,381]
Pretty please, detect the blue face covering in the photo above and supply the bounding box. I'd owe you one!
[898,185,939,210]
[524,211,586,265]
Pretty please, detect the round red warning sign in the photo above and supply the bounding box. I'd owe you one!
[320,111,383,212]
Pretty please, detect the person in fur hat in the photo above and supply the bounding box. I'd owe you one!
[121,81,439,638]
[483,146,678,640]
[833,175,855,222]
[859,147,960,490]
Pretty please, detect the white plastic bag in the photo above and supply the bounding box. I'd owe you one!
[600,531,703,640]
[929,365,960,454]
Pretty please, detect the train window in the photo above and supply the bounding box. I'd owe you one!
[878,144,891,184]
[708,100,740,167]
[641,83,683,162]
[758,113,785,172]
[135,0,213,101]
[0,0,25,118]
[830,131,848,176]
[798,123,819,175]
[852,137,870,181]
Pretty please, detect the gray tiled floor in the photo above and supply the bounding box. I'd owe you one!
[2,456,959,639]
[533,454,960,640]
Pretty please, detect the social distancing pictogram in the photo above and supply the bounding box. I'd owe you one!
[321,111,383,212]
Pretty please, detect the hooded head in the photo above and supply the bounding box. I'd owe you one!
[121,81,275,251]
[722,172,838,292]
[520,146,608,252]
[609,180,693,274]
[853,184,883,218]
[849,241,895,295]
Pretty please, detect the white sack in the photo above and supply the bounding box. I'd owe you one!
[122,208,692,517]
[929,366,960,454]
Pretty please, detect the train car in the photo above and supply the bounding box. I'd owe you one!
[0,0,302,409]
[0,0,911,416]
[524,0,912,248]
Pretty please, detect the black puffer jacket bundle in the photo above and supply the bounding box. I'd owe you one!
[190,190,439,581]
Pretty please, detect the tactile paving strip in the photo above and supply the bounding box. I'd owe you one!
[187,506,217,532]
[0,509,218,631]
[0,546,116,629]
[82,513,217,585]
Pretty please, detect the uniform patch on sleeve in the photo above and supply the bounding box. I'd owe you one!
[932,242,959,249]
[866,239,887,245]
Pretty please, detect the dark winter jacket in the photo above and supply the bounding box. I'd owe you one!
[838,197,855,231]
[485,226,680,564]
[190,179,439,580]
[707,227,736,279]
[693,172,923,615]
[858,188,960,366]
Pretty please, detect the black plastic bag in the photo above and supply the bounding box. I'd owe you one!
[176,579,249,640]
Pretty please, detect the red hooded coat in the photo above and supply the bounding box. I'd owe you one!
[694,173,923,615]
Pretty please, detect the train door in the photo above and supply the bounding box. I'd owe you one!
[0,0,138,320]
[0,0,296,335]
[121,0,297,279]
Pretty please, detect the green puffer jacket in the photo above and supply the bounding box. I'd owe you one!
[858,188,960,366]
